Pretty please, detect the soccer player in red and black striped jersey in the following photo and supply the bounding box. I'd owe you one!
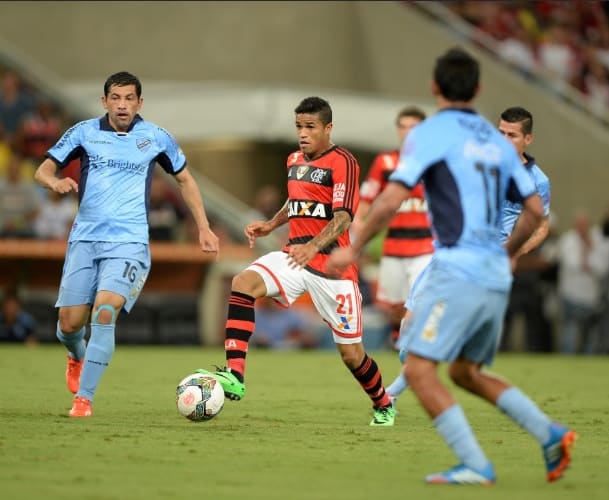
[352,106,432,346]
[197,96,395,425]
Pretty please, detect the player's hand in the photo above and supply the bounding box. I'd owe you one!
[199,227,220,261]
[244,220,272,248]
[287,243,317,270]
[326,247,357,277]
[50,177,78,194]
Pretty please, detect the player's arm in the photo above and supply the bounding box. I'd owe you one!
[244,199,288,248]
[34,158,78,194]
[351,182,409,255]
[504,194,543,259]
[326,182,410,275]
[310,209,352,251]
[266,199,289,231]
[351,200,371,238]
[286,209,352,270]
[509,214,550,259]
[174,168,219,257]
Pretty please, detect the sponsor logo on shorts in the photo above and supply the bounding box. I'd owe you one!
[421,302,445,343]
[129,271,148,298]
[338,315,353,330]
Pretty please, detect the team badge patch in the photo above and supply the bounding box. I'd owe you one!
[136,138,152,152]
[296,165,309,179]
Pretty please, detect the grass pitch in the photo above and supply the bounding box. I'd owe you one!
[1,344,607,500]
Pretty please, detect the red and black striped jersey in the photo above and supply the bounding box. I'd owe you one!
[360,150,434,258]
[283,146,359,281]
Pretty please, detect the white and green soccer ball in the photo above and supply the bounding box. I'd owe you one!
[176,373,224,422]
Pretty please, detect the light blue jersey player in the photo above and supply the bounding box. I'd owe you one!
[34,71,219,418]
[387,106,552,395]
[328,48,576,485]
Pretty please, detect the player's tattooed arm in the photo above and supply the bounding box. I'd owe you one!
[309,210,351,251]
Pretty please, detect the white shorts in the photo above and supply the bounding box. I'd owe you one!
[375,253,433,306]
[247,251,363,344]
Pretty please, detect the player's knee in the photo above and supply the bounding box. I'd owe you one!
[403,356,434,388]
[232,271,265,298]
[338,343,365,369]
[92,304,117,324]
[58,310,86,334]
[448,362,475,388]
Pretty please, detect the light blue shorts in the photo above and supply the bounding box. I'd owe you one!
[401,264,508,366]
[56,241,150,313]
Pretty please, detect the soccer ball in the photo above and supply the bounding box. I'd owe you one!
[176,373,224,422]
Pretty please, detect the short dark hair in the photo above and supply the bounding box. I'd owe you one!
[396,106,426,124]
[104,71,142,98]
[500,106,533,135]
[433,47,479,102]
[294,96,332,125]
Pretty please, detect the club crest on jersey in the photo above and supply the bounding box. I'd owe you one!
[136,138,152,152]
[296,165,309,179]
[288,200,328,218]
[310,168,326,184]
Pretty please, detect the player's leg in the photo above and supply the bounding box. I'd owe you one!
[449,359,577,482]
[387,261,431,400]
[57,305,89,394]
[404,272,497,484]
[309,276,394,425]
[70,243,149,417]
[375,256,408,347]
[197,251,303,400]
[205,268,266,399]
[54,241,96,394]
[385,308,413,399]
[70,291,125,417]
[405,353,496,484]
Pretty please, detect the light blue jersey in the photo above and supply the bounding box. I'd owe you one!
[390,108,536,293]
[47,114,186,244]
[500,152,550,242]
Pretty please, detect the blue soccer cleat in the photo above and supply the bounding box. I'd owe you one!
[543,423,577,482]
[425,463,496,485]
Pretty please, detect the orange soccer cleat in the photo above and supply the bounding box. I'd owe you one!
[69,396,92,418]
[65,356,83,394]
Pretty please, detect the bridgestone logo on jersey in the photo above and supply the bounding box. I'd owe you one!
[288,201,330,219]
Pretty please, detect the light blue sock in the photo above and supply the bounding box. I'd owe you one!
[386,372,408,397]
[56,323,87,360]
[77,323,115,402]
[496,387,552,444]
[434,404,490,471]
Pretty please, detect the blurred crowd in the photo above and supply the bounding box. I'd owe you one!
[447,1,609,118]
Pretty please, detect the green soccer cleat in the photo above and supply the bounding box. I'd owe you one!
[370,404,396,426]
[195,367,246,401]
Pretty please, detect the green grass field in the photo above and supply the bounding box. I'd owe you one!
[1,344,607,500]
